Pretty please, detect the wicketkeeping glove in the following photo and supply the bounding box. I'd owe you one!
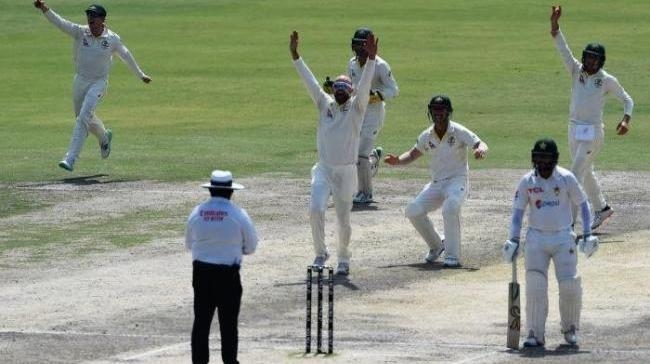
[579,234,599,258]
[323,76,334,94]
[501,238,520,263]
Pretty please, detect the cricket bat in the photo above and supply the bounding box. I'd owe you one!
[507,258,521,350]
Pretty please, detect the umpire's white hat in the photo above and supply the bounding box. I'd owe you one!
[201,170,244,190]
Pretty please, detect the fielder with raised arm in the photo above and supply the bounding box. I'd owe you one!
[502,138,599,348]
[290,30,376,276]
[384,95,488,268]
[348,27,399,204]
[550,5,633,230]
[33,1,151,172]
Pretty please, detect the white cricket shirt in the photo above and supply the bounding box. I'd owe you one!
[414,122,482,181]
[513,167,587,232]
[44,9,146,81]
[185,197,258,266]
[348,55,399,107]
[553,30,633,125]
[294,57,375,167]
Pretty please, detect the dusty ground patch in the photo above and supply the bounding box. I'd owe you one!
[1,170,649,363]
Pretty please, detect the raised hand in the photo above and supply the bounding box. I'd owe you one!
[550,5,562,34]
[363,33,378,60]
[289,31,300,60]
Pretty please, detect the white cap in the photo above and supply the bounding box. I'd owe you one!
[200,170,244,190]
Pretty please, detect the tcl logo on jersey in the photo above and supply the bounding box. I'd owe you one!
[534,199,560,209]
[528,187,544,193]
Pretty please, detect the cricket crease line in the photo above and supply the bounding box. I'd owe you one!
[0,329,183,340]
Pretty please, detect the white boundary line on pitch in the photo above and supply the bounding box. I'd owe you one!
[0,329,184,340]
[118,341,189,360]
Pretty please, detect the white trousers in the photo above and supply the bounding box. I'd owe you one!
[568,123,606,211]
[524,228,581,338]
[63,75,108,165]
[309,163,356,262]
[357,104,385,196]
[405,175,468,260]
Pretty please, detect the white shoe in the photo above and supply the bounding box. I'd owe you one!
[312,253,329,267]
[591,206,613,230]
[523,330,545,347]
[424,245,445,264]
[58,160,73,172]
[563,325,578,345]
[335,262,349,276]
[443,257,460,268]
[100,129,112,159]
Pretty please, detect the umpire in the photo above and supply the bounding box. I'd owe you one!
[185,170,259,364]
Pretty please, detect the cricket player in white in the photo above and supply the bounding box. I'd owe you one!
[34,1,151,172]
[502,138,598,348]
[384,95,488,268]
[550,5,633,230]
[290,30,376,276]
[348,27,399,204]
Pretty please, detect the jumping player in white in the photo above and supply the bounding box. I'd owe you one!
[348,27,399,204]
[502,138,599,348]
[290,30,377,276]
[34,1,152,172]
[384,95,488,267]
[550,5,633,230]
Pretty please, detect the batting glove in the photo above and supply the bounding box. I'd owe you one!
[502,238,520,263]
[579,234,599,258]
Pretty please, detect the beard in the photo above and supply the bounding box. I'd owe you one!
[334,92,350,105]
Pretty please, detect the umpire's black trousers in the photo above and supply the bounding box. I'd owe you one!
[191,260,242,364]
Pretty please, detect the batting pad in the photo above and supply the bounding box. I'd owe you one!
[357,157,372,196]
[559,277,582,332]
[526,270,548,341]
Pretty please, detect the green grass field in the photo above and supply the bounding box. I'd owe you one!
[1,0,648,183]
[1,0,648,252]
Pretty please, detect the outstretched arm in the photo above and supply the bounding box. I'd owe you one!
[384,147,422,166]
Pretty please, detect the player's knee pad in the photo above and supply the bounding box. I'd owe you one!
[559,277,582,330]
[405,202,425,220]
[525,270,549,337]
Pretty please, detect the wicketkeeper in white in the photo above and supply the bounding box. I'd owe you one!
[34,1,152,172]
[384,95,488,268]
[348,27,399,204]
[502,138,599,348]
[290,30,376,276]
[550,5,633,230]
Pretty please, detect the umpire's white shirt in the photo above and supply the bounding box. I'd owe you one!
[293,58,375,166]
[185,197,258,266]
[513,167,587,232]
[44,9,146,81]
[553,30,633,125]
[415,122,482,181]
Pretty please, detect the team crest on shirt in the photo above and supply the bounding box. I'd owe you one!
[326,109,333,118]
[101,40,110,49]
[82,38,89,47]
[428,140,436,149]
[554,185,560,196]
[448,136,456,146]
[594,78,603,88]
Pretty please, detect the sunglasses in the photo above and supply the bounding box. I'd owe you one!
[332,81,352,92]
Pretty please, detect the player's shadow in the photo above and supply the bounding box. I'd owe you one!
[351,203,379,212]
[377,262,480,272]
[516,344,589,358]
[273,276,360,291]
[62,174,123,185]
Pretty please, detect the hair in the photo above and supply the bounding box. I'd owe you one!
[209,188,233,199]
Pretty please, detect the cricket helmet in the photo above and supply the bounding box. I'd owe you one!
[85,4,107,18]
[427,94,453,122]
[582,42,606,69]
[531,138,559,176]
[351,27,373,47]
